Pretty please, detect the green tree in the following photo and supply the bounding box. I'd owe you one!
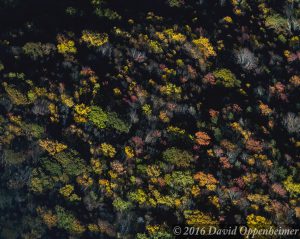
[162,147,194,168]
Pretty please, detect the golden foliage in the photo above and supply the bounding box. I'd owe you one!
[192,37,216,58]
[39,139,67,155]
[194,172,218,191]
[100,143,116,158]
[184,210,218,228]
[81,31,108,47]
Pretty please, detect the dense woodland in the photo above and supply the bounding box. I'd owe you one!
[0,0,299,238]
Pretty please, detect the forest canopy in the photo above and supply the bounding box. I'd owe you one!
[0,0,299,238]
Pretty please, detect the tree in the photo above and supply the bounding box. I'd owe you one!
[213,69,241,88]
[88,106,108,129]
[55,206,85,234]
[162,147,194,168]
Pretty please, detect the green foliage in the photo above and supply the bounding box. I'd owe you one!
[65,7,77,16]
[53,150,86,176]
[6,72,25,80]
[113,198,133,212]
[107,112,130,133]
[30,169,55,193]
[265,14,288,35]
[88,106,108,129]
[162,147,193,168]
[3,149,26,165]
[59,185,81,201]
[273,163,288,180]
[90,0,121,20]
[55,206,85,234]
[0,61,4,72]
[88,107,129,132]
[3,83,29,105]
[41,158,63,176]
[165,171,194,190]
[1,0,299,238]
[142,104,152,116]
[167,0,184,7]
[213,68,241,88]
[283,176,300,197]
[94,8,121,20]
[128,189,147,205]
[22,42,54,59]
[137,231,173,239]
[21,123,44,138]
[213,127,222,142]
[148,40,163,54]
